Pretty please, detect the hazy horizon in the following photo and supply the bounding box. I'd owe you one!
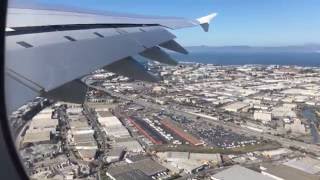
[9,0,320,46]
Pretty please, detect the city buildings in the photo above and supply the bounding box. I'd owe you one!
[16,63,320,179]
[22,108,57,146]
[211,165,274,180]
[97,110,131,138]
[68,109,97,161]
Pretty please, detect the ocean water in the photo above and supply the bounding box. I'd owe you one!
[172,52,320,66]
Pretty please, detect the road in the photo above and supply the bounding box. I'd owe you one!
[83,102,110,180]
[57,107,78,163]
[83,103,108,156]
[86,82,320,156]
[57,106,91,166]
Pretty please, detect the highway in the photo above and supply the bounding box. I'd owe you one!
[86,82,320,156]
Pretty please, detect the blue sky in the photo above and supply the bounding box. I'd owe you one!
[10,0,320,46]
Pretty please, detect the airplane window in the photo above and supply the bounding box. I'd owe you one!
[4,1,320,180]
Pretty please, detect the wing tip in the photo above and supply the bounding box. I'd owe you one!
[197,13,218,32]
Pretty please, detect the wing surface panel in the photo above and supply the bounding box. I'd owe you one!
[5,7,217,113]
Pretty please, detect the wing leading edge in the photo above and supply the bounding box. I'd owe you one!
[5,7,217,113]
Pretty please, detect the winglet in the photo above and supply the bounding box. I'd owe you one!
[197,13,217,32]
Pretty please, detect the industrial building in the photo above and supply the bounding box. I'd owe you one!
[211,165,274,180]
[261,163,319,180]
[109,169,151,180]
[223,102,250,112]
[22,108,57,146]
[272,105,297,118]
[77,149,97,161]
[106,158,168,179]
[23,130,52,146]
[284,118,307,134]
[105,147,126,163]
[132,158,168,177]
[70,120,93,133]
[283,157,320,175]
[104,126,131,138]
[254,111,272,124]
[86,101,117,111]
[107,167,151,180]
[73,134,97,149]
[125,154,151,164]
[67,109,97,161]
[97,111,130,138]
[157,151,221,173]
[114,138,144,153]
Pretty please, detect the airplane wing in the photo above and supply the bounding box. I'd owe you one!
[5,6,217,113]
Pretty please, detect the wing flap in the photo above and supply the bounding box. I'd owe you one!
[104,57,158,82]
[159,40,188,54]
[117,27,176,48]
[140,46,178,65]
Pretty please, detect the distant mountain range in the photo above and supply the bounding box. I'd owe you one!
[185,44,320,53]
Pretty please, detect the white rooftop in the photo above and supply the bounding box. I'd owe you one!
[212,165,274,180]
[284,157,320,175]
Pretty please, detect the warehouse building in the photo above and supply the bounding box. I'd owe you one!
[109,169,151,180]
[211,165,274,180]
[125,154,150,164]
[22,108,57,146]
[114,138,144,153]
[23,129,52,145]
[261,163,319,180]
[283,157,320,175]
[272,106,297,118]
[107,167,151,180]
[284,118,307,134]
[223,102,249,112]
[133,159,168,177]
[103,126,131,138]
[68,116,97,161]
[254,111,272,124]
[106,158,168,179]
[73,134,97,149]
[70,120,93,133]
[157,151,221,173]
[78,149,97,161]
[105,147,126,163]
[97,111,130,138]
